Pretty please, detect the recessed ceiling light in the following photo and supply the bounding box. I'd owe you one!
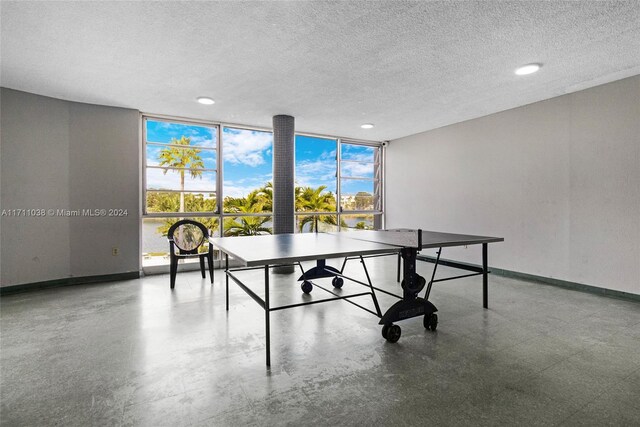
[361,123,374,129]
[515,63,541,76]
[197,97,215,105]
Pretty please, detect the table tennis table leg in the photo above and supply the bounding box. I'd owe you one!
[339,257,348,274]
[359,255,382,317]
[482,243,488,309]
[265,265,271,367]
[225,254,230,311]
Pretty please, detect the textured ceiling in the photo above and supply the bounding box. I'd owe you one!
[2,1,639,141]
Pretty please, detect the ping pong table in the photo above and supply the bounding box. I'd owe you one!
[210,229,503,366]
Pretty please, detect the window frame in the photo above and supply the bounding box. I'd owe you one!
[293,134,384,232]
[337,139,383,215]
[141,114,385,268]
[294,133,339,215]
[221,125,274,214]
[142,115,222,218]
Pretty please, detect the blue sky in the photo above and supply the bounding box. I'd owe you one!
[145,120,375,198]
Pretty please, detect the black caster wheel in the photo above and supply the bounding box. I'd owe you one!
[382,324,390,339]
[424,313,438,331]
[301,281,313,294]
[332,277,344,288]
[384,324,401,343]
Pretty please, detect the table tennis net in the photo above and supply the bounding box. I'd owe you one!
[342,229,422,249]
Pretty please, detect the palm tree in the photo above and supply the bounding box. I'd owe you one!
[158,136,204,213]
[222,194,272,236]
[296,185,337,232]
[295,185,305,211]
[223,216,272,236]
[254,182,273,211]
[224,191,265,213]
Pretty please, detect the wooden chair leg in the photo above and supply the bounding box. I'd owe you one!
[170,256,178,289]
[199,256,206,278]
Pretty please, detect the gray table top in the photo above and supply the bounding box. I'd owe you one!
[209,229,503,267]
[343,229,504,249]
[209,232,398,266]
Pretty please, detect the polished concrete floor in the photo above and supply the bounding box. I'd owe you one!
[1,256,639,426]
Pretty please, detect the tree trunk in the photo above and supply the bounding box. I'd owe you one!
[180,171,185,213]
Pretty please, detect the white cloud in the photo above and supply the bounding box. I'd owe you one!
[188,134,216,148]
[146,169,217,192]
[150,121,216,147]
[296,158,336,190]
[344,153,373,162]
[199,153,217,169]
[223,129,272,167]
[223,184,263,198]
[341,161,374,178]
[146,146,161,166]
[223,173,272,198]
[322,150,337,160]
[341,144,374,156]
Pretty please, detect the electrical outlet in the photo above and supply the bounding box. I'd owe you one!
[112,247,119,256]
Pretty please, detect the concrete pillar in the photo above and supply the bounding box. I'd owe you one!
[272,115,295,273]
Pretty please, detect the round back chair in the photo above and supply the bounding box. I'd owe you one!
[167,219,214,288]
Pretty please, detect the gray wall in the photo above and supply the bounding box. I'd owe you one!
[386,76,639,295]
[1,88,140,286]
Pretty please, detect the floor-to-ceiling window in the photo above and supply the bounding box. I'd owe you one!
[222,126,274,237]
[338,140,382,230]
[294,136,383,232]
[294,135,338,232]
[142,117,219,267]
[142,115,383,268]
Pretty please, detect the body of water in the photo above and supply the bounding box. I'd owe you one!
[142,216,374,255]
